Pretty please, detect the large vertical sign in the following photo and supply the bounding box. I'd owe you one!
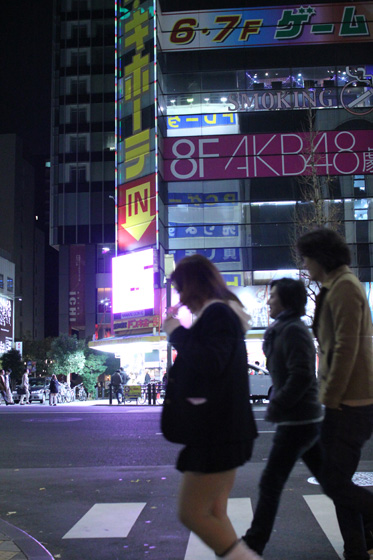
[69,245,86,332]
[116,0,157,254]
[0,296,13,356]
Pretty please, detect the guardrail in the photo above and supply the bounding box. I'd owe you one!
[109,382,165,405]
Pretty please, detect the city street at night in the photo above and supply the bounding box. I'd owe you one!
[1,403,373,560]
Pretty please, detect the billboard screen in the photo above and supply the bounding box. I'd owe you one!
[112,249,154,314]
[0,295,13,356]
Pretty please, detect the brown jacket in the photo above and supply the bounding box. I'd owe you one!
[314,265,373,408]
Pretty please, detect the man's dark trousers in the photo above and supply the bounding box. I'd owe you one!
[320,405,373,560]
[244,422,321,554]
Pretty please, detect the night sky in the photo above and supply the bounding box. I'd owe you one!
[0,1,53,157]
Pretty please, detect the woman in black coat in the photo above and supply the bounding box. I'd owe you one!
[49,374,60,406]
[162,255,259,560]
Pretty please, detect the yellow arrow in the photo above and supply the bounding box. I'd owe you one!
[120,181,155,241]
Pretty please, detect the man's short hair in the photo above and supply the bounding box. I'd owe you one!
[270,278,307,316]
[296,228,350,273]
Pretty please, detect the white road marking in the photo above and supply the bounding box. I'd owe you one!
[184,497,253,560]
[304,494,343,558]
[62,503,146,539]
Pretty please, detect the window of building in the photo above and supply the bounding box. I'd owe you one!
[71,24,88,40]
[70,106,87,123]
[70,164,87,183]
[104,132,115,151]
[70,78,88,95]
[70,135,87,153]
[97,244,115,273]
[71,0,89,10]
[97,288,112,313]
[354,199,369,220]
[7,277,13,293]
[71,50,88,67]
[0,274,3,289]
[354,175,366,192]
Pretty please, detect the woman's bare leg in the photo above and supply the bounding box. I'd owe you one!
[178,469,237,556]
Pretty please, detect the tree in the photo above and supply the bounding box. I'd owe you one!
[1,349,23,384]
[82,350,108,396]
[23,337,54,376]
[291,107,343,310]
[47,334,85,380]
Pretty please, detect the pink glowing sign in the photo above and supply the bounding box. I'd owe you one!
[112,249,154,314]
[163,130,373,181]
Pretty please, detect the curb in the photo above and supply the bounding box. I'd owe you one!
[0,518,54,560]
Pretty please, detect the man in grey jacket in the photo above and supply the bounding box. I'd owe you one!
[243,278,323,555]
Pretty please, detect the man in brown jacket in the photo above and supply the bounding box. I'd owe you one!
[297,228,373,560]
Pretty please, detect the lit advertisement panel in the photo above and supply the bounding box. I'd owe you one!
[159,3,373,52]
[117,173,157,253]
[0,295,13,356]
[115,0,158,254]
[163,129,373,181]
[112,249,154,315]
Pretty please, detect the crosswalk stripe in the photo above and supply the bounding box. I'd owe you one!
[303,495,343,559]
[62,503,146,539]
[184,497,253,560]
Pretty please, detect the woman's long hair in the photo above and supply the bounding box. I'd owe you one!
[170,254,243,311]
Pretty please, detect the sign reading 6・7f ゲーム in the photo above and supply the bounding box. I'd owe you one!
[163,130,373,181]
[158,3,373,51]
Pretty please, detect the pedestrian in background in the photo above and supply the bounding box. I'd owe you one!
[0,370,9,405]
[243,278,323,555]
[162,254,259,560]
[111,370,124,404]
[297,228,373,560]
[4,369,14,404]
[49,374,60,406]
[19,369,30,405]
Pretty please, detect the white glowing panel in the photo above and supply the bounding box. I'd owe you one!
[112,249,154,314]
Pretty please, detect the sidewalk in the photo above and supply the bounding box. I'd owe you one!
[0,518,54,560]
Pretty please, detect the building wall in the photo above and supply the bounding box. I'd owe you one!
[0,134,44,340]
[50,0,115,338]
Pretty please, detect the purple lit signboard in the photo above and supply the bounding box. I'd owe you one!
[163,130,373,181]
[112,249,154,315]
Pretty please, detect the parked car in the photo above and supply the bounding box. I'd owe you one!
[248,363,272,401]
[13,377,50,404]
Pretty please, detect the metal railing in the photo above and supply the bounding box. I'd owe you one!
[109,382,165,406]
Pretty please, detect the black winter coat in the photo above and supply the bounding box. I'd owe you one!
[49,379,59,394]
[263,311,322,424]
[162,302,257,446]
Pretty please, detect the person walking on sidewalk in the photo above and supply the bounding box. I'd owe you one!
[243,278,323,556]
[19,369,30,405]
[0,370,10,404]
[49,374,60,406]
[297,228,373,560]
[162,254,259,560]
[4,369,14,404]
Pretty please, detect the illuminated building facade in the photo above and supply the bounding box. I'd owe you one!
[106,1,373,363]
[64,0,373,374]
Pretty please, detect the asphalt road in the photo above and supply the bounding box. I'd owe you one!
[1,403,372,560]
